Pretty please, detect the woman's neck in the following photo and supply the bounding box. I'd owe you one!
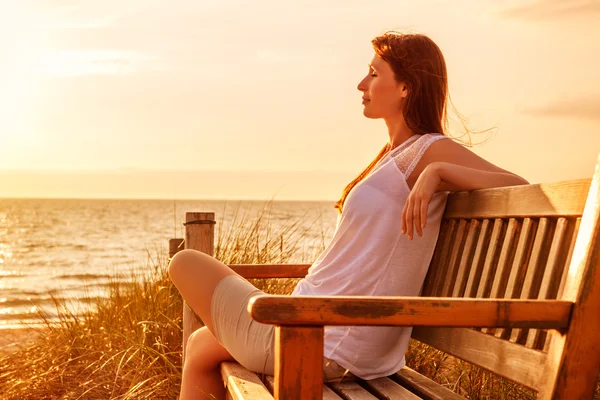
[385,118,416,149]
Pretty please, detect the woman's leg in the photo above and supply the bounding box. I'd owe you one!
[168,250,240,399]
[180,327,235,400]
[168,249,239,332]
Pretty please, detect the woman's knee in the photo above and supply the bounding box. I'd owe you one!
[185,327,232,372]
[169,249,206,282]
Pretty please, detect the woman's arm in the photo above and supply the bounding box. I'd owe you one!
[431,161,529,192]
[401,138,530,240]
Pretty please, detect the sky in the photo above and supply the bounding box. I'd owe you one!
[0,0,599,200]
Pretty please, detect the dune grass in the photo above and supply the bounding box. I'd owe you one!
[0,204,598,399]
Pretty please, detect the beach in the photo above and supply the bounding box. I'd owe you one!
[0,327,40,356]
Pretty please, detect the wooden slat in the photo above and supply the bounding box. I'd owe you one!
[497,218,536,340]
[440,219,469,296]
[361,377,423,399]
[542,217,582,352]
[264,376,343,400]
[229,264,310,278]
[426,220,457,296]
[463,219,492,298]
[412,327,547,390]
[483,218,519,336]
[556,217,582,299]
[221,362,273,400]
[393,367,465,400]
[329,381,380,400]
[504,218,537,300]
[538,155,600,400]
[443,179,590,219]
[422,220,451,296]
[274,326,324,400]
[489,218,521,299]
[524,218,565,348]
[249,296,572,329]
[527,217,576,349]
[451,219,481,298]
[511,218,552,345]
[475,219,505,298]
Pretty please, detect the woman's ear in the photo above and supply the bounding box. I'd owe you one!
[400,85,409,99]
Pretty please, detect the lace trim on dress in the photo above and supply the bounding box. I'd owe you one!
[393,134,448,178]
[387,134,421,159]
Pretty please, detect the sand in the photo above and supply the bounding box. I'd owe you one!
[0,327,41,356]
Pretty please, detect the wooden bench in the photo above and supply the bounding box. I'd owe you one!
[178,154,600,399]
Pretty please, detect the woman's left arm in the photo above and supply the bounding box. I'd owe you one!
[433,162,529,192]
[401,139,529,240]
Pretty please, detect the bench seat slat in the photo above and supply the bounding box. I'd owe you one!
[264,376,343,400]
[328,381,380,399]
[392,367,465,400]
[362,377,424,399]
[412,327,545,390]
[221,362,274,400]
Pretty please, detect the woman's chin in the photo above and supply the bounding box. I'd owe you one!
[362,109,378,119]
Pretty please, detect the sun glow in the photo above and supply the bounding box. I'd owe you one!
[0,4,46,142]
[35,50,153,77]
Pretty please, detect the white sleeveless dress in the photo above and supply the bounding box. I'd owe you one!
[292,133,450,379]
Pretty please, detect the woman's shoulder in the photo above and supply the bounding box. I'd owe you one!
[420,135,512,175]
[392,133,450,174]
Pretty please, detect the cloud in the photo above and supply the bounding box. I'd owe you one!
[33,0,165,30]
[522,96,600,120]
[500,0,600,20]
[34,50,165,77]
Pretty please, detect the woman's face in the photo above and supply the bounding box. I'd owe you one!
[357,55,407,120]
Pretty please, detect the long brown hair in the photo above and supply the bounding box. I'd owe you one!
[334,32,450,214]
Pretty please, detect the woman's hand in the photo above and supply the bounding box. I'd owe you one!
[401,164,442,240]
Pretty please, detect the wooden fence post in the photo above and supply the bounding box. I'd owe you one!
[169,238,184,259]
[182,212,216,363]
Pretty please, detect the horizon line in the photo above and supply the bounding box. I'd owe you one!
[0,195,339,203]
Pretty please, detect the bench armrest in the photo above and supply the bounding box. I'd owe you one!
[248,295,573,330]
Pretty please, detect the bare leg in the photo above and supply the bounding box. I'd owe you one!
[168,250,240,399]
[168,249,239,332]
[180,327,235,400]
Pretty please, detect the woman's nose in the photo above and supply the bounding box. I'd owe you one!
[357,77,367,92]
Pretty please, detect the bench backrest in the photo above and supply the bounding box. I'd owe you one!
[417,165,600,397]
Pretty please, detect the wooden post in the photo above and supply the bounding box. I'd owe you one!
[274,326,324,400]
[538,155,600,399]
[169,238,184,259]
[182,212,216,364]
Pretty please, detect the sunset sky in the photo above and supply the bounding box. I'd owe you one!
[1,0,599,200]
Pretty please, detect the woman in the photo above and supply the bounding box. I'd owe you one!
[169,31,529,400]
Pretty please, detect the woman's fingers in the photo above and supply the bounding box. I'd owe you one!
[401,203,407,235]
[405,199,413,240]
[403,195,431,239]
[420,198,429,231]
[413,200,421,238]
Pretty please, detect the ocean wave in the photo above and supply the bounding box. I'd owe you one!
[53,273,111,280]
[0,296,103,308]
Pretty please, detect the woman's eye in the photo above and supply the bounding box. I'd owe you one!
[370,73,377,77]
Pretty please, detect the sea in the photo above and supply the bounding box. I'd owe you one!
[0,198,338,329]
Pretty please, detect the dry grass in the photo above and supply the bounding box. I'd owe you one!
[405,341,537,399]
[0,202,321,400]
[0,256,183,400]
[1,203,599,399]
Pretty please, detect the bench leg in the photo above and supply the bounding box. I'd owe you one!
[274,326,324,400]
